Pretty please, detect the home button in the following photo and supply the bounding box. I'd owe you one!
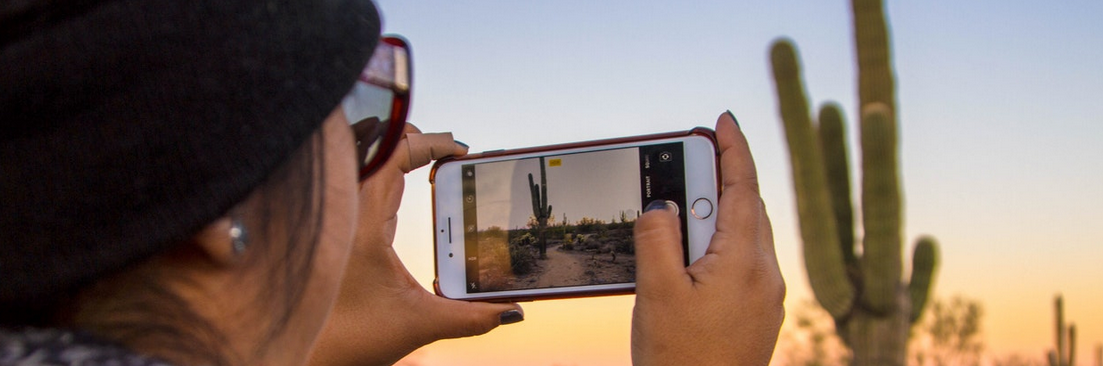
[691,198,713,219]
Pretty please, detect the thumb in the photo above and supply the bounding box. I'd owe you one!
[421,295,523,340]
[633,200,689,298]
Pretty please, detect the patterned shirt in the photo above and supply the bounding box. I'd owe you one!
[1,328,175,366]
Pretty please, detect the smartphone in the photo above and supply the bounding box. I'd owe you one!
[430,128,720,302]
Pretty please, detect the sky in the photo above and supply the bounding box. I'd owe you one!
[473,148,642,231]
[370,0,1103,364]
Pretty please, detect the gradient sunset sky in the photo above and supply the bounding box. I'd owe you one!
[370,0,1103,364]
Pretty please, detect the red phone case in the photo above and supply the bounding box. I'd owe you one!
[428,127,719,302]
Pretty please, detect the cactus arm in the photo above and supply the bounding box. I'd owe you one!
[858,103,901,314]
[1071,324,1077,366]
[528,173,539,218]
[851,0,897,122]
[1058,296,1066,366]
[908,236,938,323]
[770,39,855,319]
[852,0,906,315]
[817,103,858,274]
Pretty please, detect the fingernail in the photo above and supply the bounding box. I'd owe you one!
[499,309,524,325]
[644,200,670,213]
[454,140,469,149]
[725,110,741,129]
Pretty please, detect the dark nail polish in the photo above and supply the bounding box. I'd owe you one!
[500,309,524,325]
[725,110,741,128]
[454,140,470,149]
[644,200,669,213]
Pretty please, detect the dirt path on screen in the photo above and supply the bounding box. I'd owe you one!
[533,244,585,288]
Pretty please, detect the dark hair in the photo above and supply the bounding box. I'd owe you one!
[54,130,329,366]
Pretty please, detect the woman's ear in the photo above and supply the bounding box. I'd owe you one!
[190,216,241,267]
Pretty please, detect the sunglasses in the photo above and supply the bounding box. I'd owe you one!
[342,35,412,180]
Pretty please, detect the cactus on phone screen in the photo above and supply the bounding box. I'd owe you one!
[528,156,553,259]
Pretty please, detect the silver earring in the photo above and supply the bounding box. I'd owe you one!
[230,218,248,255]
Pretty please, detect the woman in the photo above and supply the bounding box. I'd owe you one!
[0,0,784,365]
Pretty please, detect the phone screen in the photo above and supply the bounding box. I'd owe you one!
[459,142,688,293]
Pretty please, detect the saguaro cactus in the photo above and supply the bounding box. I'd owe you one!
[1049,295,1077,366]
[769,0,939,365]
[528,156,553,259]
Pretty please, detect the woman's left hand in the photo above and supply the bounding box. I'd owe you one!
[309,124,522,366]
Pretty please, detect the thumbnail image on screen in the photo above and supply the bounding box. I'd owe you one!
[460,142,686,293]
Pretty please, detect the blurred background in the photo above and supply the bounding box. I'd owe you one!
[369,0,1103,365]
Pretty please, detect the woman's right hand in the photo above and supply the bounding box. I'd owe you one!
[308,124,521,366]
[630,112,785,365]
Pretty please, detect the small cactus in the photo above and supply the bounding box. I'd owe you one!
[1049,295,1077,366]
[528,156,553,259]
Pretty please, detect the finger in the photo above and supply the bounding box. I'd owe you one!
[633,202,691,298]
[708,111,765,256]
[422,295,523,340]
[758,206,786,305]
[399,132,468,173]
[758,203,778,259]
[716,111,759,194]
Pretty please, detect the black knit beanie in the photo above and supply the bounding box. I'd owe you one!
[0,0,381,319]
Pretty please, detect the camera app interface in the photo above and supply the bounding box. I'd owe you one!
[461,142,687,293]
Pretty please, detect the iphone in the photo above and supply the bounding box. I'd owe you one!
[430,128,720,302]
